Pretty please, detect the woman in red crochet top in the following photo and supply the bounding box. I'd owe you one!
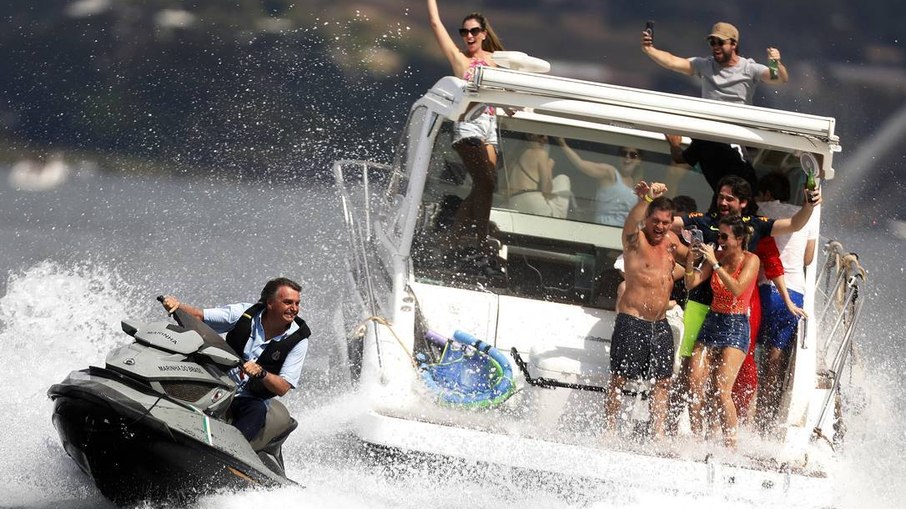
[683,215,760,448]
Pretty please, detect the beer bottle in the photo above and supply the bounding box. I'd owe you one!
[805,166,819,204]
[768,58,779,80]
[805,168,817,191]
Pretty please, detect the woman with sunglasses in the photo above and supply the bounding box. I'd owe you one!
[556,138,642,226]
[427,0,505,255]
[682,215,760,448]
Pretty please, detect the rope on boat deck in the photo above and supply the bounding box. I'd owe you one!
[351,315,418,369]
[828,246,866,308]
[811,425,836,452]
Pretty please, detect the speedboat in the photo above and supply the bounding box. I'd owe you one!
[47,299,298,505]
[8,154,71,191]
[331,54,866,505]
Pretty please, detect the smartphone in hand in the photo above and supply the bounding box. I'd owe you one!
[644,20,654,37]
[690,227,703,248]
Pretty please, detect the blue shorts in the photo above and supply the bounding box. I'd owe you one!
[609,313,674,381]
[757,284,803,350]
[699,311,749,352]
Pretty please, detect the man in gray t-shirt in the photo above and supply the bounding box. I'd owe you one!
[641,21,787,105]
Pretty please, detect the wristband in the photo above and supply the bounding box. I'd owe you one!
[712,262,721,271]
[644,194,654,203]
[685,271,694,276]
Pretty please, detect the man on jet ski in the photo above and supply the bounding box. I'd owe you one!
[160,277,311,442]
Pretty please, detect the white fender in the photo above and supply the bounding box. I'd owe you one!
[490,51,550,73]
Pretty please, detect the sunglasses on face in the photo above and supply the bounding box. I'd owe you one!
[718,232,732,241]
[708,37,728,47]
[459,27,483,37]
[621,149,640,159]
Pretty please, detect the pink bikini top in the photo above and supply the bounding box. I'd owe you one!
[463,57,491,80]
[463,57,495,116]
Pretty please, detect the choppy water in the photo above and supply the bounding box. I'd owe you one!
[2,168,905,508]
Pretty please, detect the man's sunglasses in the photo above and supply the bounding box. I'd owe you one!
[621,149,640,159]
[459,27,484,37]
[708,37,732,47]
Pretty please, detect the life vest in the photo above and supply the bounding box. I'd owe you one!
[225,302,311,399]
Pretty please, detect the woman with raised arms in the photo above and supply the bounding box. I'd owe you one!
[427,0,505,258]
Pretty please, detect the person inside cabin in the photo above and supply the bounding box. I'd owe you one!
[160,278,310,442]
[664,134,758,213]
[672,195,698,220]
[506,133,571,218]
[753,173,818,433]
[427,0,505,264]
[605,181,686,439]
[682,215,760,448]
[641,21,788,105]
[556,137,642,227]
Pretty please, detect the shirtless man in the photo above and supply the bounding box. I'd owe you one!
[605,182,686,438]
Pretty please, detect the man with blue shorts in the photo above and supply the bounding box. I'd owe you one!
[754,174,818,431]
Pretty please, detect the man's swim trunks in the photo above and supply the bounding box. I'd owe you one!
[610,313,674,380]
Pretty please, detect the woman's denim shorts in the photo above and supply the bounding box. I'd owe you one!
[698,311,750,352]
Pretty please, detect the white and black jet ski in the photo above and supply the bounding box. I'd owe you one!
[47,297,298,505]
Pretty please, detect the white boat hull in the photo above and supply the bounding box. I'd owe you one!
[332,66,863,507]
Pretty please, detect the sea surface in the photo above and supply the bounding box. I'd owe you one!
[1,167,904,508]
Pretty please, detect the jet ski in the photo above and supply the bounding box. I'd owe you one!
[47,297,298,505]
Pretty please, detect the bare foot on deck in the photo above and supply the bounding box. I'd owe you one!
[651,437,680,458]
[600,422,619,445]
[724,434,738,449]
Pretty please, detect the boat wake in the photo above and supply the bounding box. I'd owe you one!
[1,261,139,507]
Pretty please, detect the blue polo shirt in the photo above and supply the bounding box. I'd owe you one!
[683,212,775,250]
[203,303,308,393]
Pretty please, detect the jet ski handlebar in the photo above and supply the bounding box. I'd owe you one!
[155,295,241,361]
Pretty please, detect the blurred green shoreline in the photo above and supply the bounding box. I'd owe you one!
[2,2,902,182]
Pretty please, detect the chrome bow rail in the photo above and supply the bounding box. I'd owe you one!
[811,240,866,448]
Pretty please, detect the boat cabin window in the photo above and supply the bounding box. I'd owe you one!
[411,119,707,309]
[383,105,431,243]
[388,105,430,201]
[410,115,818,309]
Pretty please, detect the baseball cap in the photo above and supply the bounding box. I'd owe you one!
[707,22,739,43]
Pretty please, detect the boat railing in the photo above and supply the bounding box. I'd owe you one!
[810,240,866,446]
[333,159,393,237]
[332,159,392,312]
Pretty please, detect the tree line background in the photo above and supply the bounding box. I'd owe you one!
[1,0,903,186]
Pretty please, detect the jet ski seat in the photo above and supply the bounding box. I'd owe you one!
[249,399,298,452]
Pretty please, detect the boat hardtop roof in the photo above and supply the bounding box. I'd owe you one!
[420,66,840,178]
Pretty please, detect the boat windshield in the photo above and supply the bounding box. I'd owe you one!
[411,116,812,310]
